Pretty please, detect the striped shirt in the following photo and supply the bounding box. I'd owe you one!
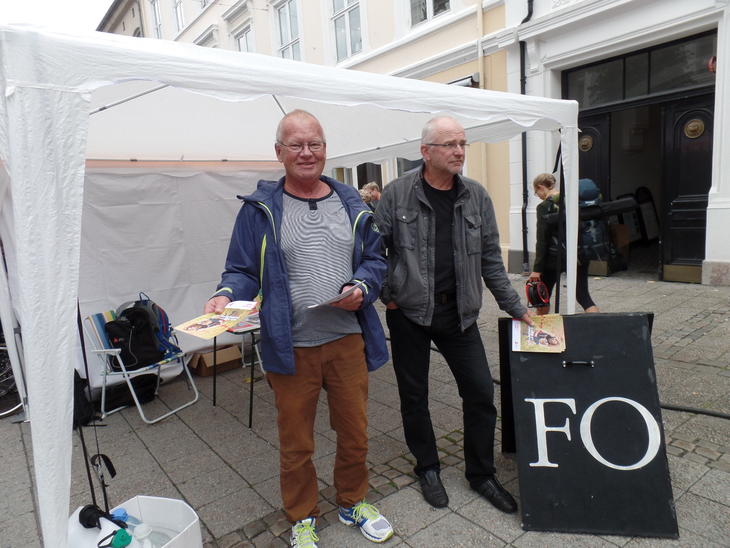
[281,191,361,346]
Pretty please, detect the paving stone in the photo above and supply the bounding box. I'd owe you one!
[671,439,695,452]
[242,518,267,539]
[665,445,685,456]
[217,531,245,548]
[694,446,721,460]
[685,453,709,465]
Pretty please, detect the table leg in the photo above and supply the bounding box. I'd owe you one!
[212,336,217,407]
[248,332,255,428]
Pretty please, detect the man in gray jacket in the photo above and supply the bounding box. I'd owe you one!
[374,116,532,513]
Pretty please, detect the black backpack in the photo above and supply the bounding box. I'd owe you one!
[577,179,610,263]
[116,293,181,360]
[105,307,165,370]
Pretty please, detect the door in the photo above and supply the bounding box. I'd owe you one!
[662,94,714,282]
[578,113,610,198]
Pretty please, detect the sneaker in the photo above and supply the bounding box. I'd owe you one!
[338,501,394,543]
[290,517,319,548]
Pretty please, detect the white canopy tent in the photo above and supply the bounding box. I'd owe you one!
[0,25,579,546]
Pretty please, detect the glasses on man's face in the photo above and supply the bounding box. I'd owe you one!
[277,141,325,153]
[424,141,469,151]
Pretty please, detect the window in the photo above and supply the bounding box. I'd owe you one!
[174,0,185,32]
[564,32,717,110]
[150,0,162,38]
[236,26,254,52]
[332,0,361,62]
[410,0,449,26]
[276,0,300,60]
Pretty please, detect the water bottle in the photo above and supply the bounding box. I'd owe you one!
[111,507,142,531]
[133,523,153,548]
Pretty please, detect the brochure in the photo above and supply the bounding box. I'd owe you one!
[306,282,363,309]
[174,300,258,340]
[228,312,260,334]
[512,314,566,353]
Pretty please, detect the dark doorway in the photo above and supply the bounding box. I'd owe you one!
[568,31,717,281]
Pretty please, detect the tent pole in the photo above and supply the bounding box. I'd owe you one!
[89,84,169,115]
[271,95,287,115]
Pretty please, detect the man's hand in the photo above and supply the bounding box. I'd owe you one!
[385,301,399,310]
[205,295,232,314]
[330,285,363,311]
[519,311,535,326]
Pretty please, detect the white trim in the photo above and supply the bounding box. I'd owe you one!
[481,0,726,64]
[222,0,249,22]
[193,24,218,46]
[392,40,478,79]
[481,0,503,10]
[339,3,476,69]
[539,9,723,70]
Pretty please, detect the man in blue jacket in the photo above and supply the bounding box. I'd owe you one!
[205,110,393,547]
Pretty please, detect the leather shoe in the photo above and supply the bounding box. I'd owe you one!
[418,469,449,508]
[473,477,517,514]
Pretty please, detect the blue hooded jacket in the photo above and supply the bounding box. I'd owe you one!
[213,175,389,375]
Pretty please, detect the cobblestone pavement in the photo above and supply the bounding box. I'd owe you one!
[1,274,729,547]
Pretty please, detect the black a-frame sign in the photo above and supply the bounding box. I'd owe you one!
[499,313,678,538]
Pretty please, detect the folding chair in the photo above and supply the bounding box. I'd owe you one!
[84,311,199,424]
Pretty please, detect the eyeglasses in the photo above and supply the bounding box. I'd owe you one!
[424,142,470,151]
[277,141,325,153]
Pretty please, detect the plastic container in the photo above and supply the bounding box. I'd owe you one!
[111,496,202,548]
[68,497,201,548]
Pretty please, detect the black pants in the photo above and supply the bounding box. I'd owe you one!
[386,303,496,488]
[541,261,596,311]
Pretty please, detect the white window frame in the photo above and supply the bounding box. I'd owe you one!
[234,23,255,52]
[173,0,185,33]
[274,0,301,60]
[409,0,450,27]
[150,0,163,38]
[332,0,362,62]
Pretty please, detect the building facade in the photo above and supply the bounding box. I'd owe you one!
[98,0,730,285]
[486,0,729,285]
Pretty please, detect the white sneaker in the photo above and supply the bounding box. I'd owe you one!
[338,501,394,543]
[290,517,319,548]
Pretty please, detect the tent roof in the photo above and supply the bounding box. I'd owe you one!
[1,25,577,167]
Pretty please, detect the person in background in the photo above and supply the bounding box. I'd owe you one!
[359,187,373,206]
[205,110,393,548]
[529,172,599,314]
[362,182,381,211]
[374,115,532,515]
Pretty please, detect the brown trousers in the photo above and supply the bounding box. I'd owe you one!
[267,334,369,523]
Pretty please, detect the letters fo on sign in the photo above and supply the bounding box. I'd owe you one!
[525,397,662,470]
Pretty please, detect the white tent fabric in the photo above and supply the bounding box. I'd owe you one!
[0,25,579,546]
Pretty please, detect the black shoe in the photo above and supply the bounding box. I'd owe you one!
[418,469,449,508]
[473,476,517,514]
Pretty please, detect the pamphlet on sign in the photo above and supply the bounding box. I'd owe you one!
[174,301,258,340]
[512,314,566,353]
[306,282,363,309]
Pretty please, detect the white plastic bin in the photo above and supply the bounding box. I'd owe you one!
[68,496,202,548]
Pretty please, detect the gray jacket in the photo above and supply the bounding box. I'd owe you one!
[374,168,527,329]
